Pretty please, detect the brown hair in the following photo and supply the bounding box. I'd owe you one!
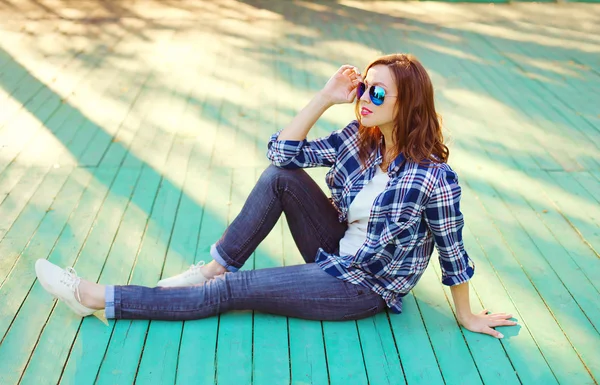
[354,53,449,168]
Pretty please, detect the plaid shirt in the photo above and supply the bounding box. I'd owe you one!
[267,120,475,313]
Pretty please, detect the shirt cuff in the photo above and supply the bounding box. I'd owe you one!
[441,265,475,286]
[267,135,305,165]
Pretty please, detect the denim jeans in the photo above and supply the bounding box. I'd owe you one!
[105,165,386,321]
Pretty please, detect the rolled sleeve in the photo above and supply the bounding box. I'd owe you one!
[424,169,475,286]
[266,121,358,169]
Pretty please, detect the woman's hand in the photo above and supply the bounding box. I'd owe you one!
[459,309,518,339]
[320,65,362,106]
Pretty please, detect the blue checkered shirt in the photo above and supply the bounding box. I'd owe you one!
[267,120,475,313]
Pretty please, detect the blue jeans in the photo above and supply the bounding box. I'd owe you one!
[105,165,386,321]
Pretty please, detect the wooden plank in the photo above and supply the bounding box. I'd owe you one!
[374,22,521,385]
[98,28,219,385]
[125,164,190,385]
[459,176,596,384]
[170,24,227,385]
[392,16,576,381]
[95,140,202,385]
[0,58,126,248]
[422,23,600,382]
[174,165,226,385]
[18,46,167,381]
[411,269,483,385]
[253,176,291,385]
[0,23,127,174]
[0,167,85,385]
[51,165,144,385]
[0,27,127,253]
[214,167,255,385]
[277,26,330,385]
[62,43,192,385]
[283,215,330,385]
[250,21,291,383]
[542,171,600,253]
[132,139,197,385]
[16,165,121,385]
[388,293,446,385]
[468,25,600,167]
[574,171,600,204]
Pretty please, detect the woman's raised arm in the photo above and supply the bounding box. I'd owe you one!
[277,64,360,141]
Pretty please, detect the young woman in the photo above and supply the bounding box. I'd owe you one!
[36,53,517,338]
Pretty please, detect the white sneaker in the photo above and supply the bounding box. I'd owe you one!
[157,261,208,287]
[35,259,96,317]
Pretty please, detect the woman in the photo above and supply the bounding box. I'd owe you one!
[35,53,517,338]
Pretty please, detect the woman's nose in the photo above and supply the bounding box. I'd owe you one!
[359,88,370,103]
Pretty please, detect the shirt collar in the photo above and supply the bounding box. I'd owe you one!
[374,136,405,177]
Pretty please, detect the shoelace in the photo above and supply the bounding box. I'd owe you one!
[60,267,83,303]
[186,261,206,276]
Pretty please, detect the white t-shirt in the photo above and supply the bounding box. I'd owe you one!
[339,166,390,257]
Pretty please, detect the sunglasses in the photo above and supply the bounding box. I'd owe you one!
[357,82,396,106]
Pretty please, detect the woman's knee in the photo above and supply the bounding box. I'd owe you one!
[258,164,305,189]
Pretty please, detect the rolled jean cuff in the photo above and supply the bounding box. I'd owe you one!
[211,243,240,272]
[105,285,116,319]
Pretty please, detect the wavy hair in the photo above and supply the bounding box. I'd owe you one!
[354,53,449,168]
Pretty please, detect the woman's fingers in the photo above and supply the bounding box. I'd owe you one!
[337,64,359,75]
[482,326,504,339]
[347,87,357,102]
[490,312,512,317]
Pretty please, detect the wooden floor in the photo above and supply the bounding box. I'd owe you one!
[0,1,599,384]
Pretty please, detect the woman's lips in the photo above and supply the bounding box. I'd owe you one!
[361,107,372,116]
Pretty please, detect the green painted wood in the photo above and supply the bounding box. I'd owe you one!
[459,225,560,385]
[493,25,600,145]
[253,204,291,385]
[0,167,50,242]
[101,35,219,385]
[0,167,83,384]
[134,153,197,384]
[0,166,87,330]
[253,28,292,381]
[356,313,406,385]
[411,269,483,385]
[321,319,369,385]
[175,163,224,385]
[542,171,600,251]
[274,27,329,385]
[446,33,578,172]
[69,52,190,385]
[418,21,595,342]
[170,26,225,385]
[0,25,92,116]
[0,31,127,175]
[459,177,595,384]
[1,3,599,384]
[574,171,600,203]
[415,23,600,383]
[91,167,171,385]
[17,166,121,385]
[56,165,146,385]
[215,167,254,385]
[506,171,600,294]
[0,167,54,277]
[376,22,526,385]
[432,257,528,385]
[467,30,600,169]
[23,53,165,381]
[388,293,446,385]
[486,168,600,328]
[406,19,596,382]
